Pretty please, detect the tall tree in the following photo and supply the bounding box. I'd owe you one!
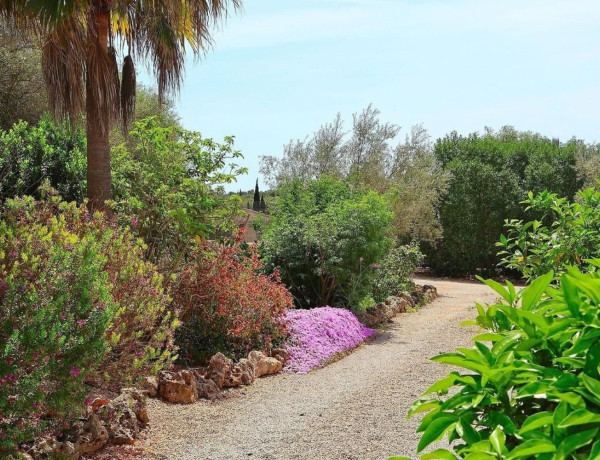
[252,178,260,211]
[1,0,240,210]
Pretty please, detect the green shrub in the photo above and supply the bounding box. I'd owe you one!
[261,177,393,309]
[111,117,246,271]
[372,244,424,302]
[0,117,86,203]
[406,268,600,459]
[427,128,583,276]
[0,187,176,453]
[499,188,600,282]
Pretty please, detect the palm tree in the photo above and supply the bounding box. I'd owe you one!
[1,0,241,210]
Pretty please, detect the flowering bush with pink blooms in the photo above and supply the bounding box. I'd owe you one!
[283,307,376,374]
[0,187,176,454]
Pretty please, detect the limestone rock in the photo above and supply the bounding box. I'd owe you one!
[141,375,158,398]
[355,293,418,328]
[91,398,110,412]
[158,370,198,404]
[118,388,149,425]
[411,284,438,306]
[27,388,148,459]
[272,348,290,364]
[248,350,269,378]
[399,291,414,305]
[75,414,109,455]
[28,438,76,460]
[264,357,283,374]
[248,350,283,377]
[206,352,237,388]
[236,358,256,385]
[193,373,221,399]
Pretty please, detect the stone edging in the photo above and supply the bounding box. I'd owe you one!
[149,349,290,405]
[354,284,438,328]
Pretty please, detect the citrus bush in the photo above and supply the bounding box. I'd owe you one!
[404,268,600,459]
[0,187,176,453]
[173,234,293,364]
[499,188,600,282]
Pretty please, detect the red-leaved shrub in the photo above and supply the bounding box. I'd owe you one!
[173,234,293,364]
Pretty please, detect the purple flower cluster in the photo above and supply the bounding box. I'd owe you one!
[283,307,375,374]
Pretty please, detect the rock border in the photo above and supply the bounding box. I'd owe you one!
[15,286,437,458]
[18,388,149,460]
[354,284,438,329]
[154,348,289,405]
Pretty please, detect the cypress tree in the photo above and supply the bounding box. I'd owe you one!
[252,179,260,211]
[260,195,266,212]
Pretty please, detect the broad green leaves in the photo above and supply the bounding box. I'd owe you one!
[402,269,600,459]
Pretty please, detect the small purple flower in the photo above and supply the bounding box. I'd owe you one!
[76,319,87,327]
[132,216,139,228]
[70,366,81,378]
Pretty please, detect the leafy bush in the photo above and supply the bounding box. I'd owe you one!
[173,234,293,364]
[406,268,600,459]
[261,177,393,309]
[0,117,86,203]
[0,187,176,453]
[261,110,449,243]
[427,127,584,276]
[111,117,247,271]
[283,307,375,374]
[372,244,424,302]
[499,188,600,282]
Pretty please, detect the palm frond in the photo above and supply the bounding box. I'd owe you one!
[121,54,135,134]
[108,45,121,122]
[42,22,85,122]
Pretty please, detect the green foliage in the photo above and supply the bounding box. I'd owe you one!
[574,143,600,190]
[408,269,600,459]
[0,192,111,451]
[427,127,584,276]
[0,117,86,203]
[0,187,176,453]
[109,84,181,147]
[499,188,600,282]
[111,117,247,270]
[372,244,424,302]
[260,107,449,243]
[261,176,393,309]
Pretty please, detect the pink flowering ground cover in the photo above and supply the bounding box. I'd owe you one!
[282,307,376,374]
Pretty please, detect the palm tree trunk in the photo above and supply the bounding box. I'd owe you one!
[86,87,112,211]
[86,4,112,212]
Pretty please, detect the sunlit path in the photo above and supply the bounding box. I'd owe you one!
[139,278,497,460]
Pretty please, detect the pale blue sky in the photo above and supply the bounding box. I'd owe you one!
[142,0,600,192]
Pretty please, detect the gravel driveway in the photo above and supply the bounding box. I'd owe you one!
[140,278,498,460]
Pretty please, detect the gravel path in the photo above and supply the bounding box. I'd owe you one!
[140,278,498,460]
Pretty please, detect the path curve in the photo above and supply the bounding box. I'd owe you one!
[140,278,498,460]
